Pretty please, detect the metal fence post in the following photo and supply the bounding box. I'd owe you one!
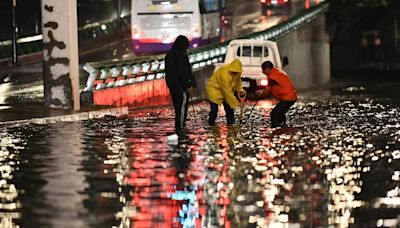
[11,0,18,65]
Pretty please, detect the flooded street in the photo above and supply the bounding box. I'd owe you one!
[1,78,400,227]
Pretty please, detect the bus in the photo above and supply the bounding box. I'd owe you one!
[131,0,226,54]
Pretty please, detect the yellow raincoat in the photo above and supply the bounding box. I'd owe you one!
[206,59,243,108]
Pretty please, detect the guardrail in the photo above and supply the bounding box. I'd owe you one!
[0,16,130,60]
[82,1,329,93]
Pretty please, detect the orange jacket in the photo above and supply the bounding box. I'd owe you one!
[268,68,297,101]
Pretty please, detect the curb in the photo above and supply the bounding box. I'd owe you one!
[0,106,129,127]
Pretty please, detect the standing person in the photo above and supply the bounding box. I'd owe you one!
[165,35,196,134]
[206,59,246,126]
[256,61,297,128]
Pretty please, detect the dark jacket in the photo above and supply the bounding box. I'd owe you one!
[164,37,196,94]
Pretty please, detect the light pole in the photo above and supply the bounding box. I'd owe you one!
[11,0,18,65]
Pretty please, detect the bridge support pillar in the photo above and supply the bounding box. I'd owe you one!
[41,0,80,110]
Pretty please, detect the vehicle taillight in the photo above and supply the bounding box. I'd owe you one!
[132,25,140,39]
[193,23,200,36]
[260,0,266,3]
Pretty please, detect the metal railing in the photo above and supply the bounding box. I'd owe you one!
[82,1,329,93]
[0,16,130,60]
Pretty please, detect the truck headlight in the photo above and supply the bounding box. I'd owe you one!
[258,79,268,86]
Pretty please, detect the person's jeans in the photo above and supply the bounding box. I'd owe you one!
[270,100,296,128]
[209,101,234,125]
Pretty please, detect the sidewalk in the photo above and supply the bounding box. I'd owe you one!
[0,103,128,126]
[0,34,133,126]
[0,61,128,127]
[0,80,129,126]
[0,84,129,128]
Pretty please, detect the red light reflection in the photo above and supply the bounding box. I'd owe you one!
[123,130,208,227]
[93,79,171,107]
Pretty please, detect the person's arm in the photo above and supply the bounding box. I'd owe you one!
[268,78,278,87]
[187,55,197,88]
[256,78,277,97]
[221,74,239,108]
[256,87,270,97]
[233,76,242,92]
[177,53,196,89]
[231,74,246,100]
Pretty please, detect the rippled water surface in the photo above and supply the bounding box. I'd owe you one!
[0,81,400,228]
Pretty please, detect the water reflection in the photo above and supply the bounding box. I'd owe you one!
[0,127,24,228]
[0,88,399,227]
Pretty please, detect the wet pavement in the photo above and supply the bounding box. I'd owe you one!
[0,76,399,227]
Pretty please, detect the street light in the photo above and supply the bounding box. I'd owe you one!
[11,0,18,65]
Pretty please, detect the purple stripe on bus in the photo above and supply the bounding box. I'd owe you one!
[131,37,207,54]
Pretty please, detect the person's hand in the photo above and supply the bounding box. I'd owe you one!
[239,89,247,96]
[238,89,247,101]
[255,89,265,97]
[187,87,194,96]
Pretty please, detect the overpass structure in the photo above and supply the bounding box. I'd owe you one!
[82,2,330,108]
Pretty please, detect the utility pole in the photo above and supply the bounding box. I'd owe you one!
[117,0,122,36]
[41,0,80,111]
[11,0,18,65]
[395,17,398,61]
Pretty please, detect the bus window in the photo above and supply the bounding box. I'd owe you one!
[199,0,219,13]
[219,0,226,9]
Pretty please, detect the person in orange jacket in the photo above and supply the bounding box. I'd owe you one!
[256,60,297,128]
[206,59,246,126]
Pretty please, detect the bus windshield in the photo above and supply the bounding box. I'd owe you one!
[131,0,224,54]
[151,0,178,4]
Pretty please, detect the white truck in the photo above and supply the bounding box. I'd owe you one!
[215,39,288,99]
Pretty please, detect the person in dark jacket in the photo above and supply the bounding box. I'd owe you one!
[165,35,196,133]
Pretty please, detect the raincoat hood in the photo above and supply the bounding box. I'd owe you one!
[228,59,242,74]
[171,35,189,52]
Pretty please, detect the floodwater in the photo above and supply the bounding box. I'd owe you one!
[0,78,400,228]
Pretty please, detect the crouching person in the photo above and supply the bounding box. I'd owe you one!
[206,59,246,126]
[256,61,297,128]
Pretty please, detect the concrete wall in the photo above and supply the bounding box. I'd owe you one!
[278,14,330,89]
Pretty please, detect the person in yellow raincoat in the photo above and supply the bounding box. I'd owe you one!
[206,59,246,126]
